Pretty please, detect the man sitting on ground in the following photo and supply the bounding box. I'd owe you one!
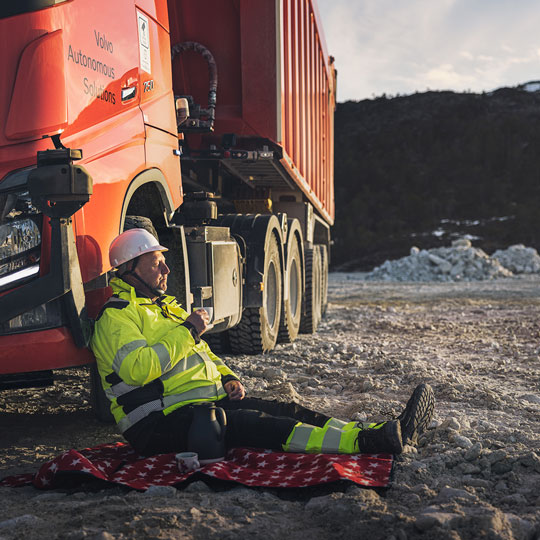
[91,228,435,457]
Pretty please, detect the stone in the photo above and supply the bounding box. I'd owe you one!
[458,462,481,474]
[519,452,540,472]
[464,442,482,461]
[505,514,534,540]
[263,367,286,380]
[499,493,528,505]
[410,460,428,472]
[491,460,513,475]
[404,493,422,505]
[463,478,491,489]
[415,508,462,531]
[0,514,42,530]
[347,486,381,503]
[189,507,202,519]
[184,481,212,493]
[436,486,477,503]
[451,434,473,449]
[520,393,540,404]
[362,379,374,391]
[487,449,508,464]
[452,238,472,248]
[143,485,177,497]
[305,494,337,512]
[441,417,461,431]
[410,483,435,497]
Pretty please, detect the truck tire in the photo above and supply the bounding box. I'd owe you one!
[203,331,231,355]
[278,235,302,343]
[124,215,159,239]
[229,233,282,353]
[300,247,322,334]
[319,244,329,317]
[89,362,114,424]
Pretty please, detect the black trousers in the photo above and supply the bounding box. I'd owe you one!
[124,397,332,457]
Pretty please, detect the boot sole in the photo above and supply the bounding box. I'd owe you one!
[399,384,435,445]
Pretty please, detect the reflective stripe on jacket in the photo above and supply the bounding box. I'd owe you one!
[90,277,237,433]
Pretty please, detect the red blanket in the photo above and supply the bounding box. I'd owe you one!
[0,443,393,491]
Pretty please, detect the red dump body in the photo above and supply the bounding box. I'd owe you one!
[168,0,336,224]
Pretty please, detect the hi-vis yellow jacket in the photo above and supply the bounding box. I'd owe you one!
[90,277,238,434]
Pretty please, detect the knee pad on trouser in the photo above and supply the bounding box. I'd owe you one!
[282,419,393,454]
[282,421,360,454]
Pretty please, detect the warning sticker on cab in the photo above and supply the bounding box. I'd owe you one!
[137,11,151,73]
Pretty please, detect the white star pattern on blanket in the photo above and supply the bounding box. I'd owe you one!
[0,444,393,491]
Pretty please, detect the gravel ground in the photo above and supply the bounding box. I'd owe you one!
[1,273,539,540]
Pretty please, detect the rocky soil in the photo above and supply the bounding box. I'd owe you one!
[1,273,540,540]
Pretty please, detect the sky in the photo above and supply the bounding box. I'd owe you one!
[317,0,540,102]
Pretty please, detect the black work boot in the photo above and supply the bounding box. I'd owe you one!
[397,383,435,445]
[355,420,403,455]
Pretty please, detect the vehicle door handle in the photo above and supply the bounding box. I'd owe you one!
[121,86,137,101]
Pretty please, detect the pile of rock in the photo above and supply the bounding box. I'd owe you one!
[364,239,540,282]
[492,244,540,274]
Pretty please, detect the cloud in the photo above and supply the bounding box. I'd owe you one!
[317,0,540,101]
[423,64,477,89]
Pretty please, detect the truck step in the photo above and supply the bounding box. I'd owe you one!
[0,370,54,390]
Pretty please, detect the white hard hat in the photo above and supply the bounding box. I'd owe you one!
[109,228,168,267]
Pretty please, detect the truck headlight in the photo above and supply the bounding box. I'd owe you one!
[0,218,41,283]
[0,169,65,334]
[0,170,42,291]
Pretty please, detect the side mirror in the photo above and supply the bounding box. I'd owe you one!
[28,148,93,220]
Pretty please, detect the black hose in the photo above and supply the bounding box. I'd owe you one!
[171,41,218,126]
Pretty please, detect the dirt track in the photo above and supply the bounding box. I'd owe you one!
[1,273,539,539]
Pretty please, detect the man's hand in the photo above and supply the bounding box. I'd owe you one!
[185,308,210,335]
[224,380,245,400]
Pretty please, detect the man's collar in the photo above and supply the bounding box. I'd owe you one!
[110,276,164,303]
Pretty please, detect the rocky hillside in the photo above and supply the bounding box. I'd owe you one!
[333,87,540,270]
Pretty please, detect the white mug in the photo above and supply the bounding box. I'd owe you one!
[175,451,200,473]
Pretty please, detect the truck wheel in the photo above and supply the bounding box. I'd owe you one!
[124,215,159,238]
[300,247,322,334]
[204,331,231,354]
[278,235,302,343]
[319,244,329,317]
[229,233,282,353]
[89,363,114,424]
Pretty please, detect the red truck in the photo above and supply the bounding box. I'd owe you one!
[0,0,335,416]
